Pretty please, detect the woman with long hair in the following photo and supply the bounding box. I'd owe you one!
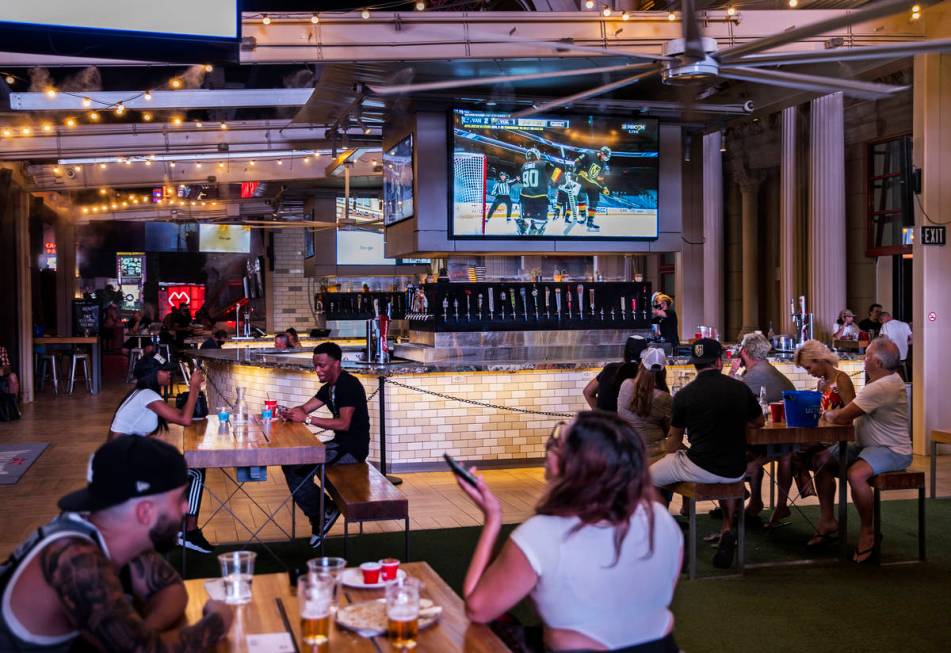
[795,339,855,410]
[457,412,682,653]
[617,348,672,463]
[583,336,648,411]
[109,357,213,554]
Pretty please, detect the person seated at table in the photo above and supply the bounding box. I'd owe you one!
[728,332,797,526]
[809,337,912,562]
[274,332,290,350]
[109,355,213,555]
[0,437,232,652]
[200,329,229,350]
[456,411,682,653]
[617,347,671,463]
[650,338,765,569]
[280,342,370,549]
[796,339,856,411]
[832,308,860,341]
[583,335,648,412]
[0,345,20,422]
[285,327,302,349]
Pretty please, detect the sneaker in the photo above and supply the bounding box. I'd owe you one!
[321,507,341,536]
[177,529,214,554]
[712,530,737,569]
[308,532,323,549]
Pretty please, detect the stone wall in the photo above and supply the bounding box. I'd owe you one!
[270,230,315,333]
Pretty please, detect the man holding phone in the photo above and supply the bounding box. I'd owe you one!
[279,342,370,548]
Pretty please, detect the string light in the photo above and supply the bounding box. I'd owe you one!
[0,128,11,138]
[81,97,92,108]
[262,14,271,25]
[170,78,183,89]
[911,5,921,19]
[249,160,256,166]
[622,11,630,21]
[88,111,100,121]
[415,1,425,10]
[220,122,228,130]
[142,112,153,121]
[584,0,594,9]
[82,207,89,214]
[788,0,798,6]
[727,5,737,16]
[195,120,203,128]
[20,126,31,136]
[171,116,183,126]
[668,11,676,21]
[311,13,320,23]
[114,102,126,116]
[601,6,612,17]
[4,74,14,85]
[42,122,53,133]
[144,90,153,101]
[203,64,213,73]
[65,117,77,128]
[99,188,107,195]
[45,87,57,98]
[361,9,370,19]
[52,166,62,174]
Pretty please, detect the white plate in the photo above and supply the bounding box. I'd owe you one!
[340,567,406,589]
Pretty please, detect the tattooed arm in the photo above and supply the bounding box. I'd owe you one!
[129,551,188,631]
[40,538,231,652]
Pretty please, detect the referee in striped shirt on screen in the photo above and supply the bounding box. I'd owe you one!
[486,170,514,222]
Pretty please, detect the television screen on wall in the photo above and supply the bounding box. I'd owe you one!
[384,134,414,226]
[198,225,250,253]
[450,109,659,240]
[337,230,396,266]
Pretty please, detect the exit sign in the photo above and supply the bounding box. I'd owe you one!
[922,226,946,246]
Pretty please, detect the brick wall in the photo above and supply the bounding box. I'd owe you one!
[271,230,314,332]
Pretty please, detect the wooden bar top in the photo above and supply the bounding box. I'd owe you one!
[747,421,855,445]
[162,417,326,469]
[183,562,509,652]
[34,336,99,344]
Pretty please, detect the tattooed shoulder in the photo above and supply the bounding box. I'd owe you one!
[129,550,182,599]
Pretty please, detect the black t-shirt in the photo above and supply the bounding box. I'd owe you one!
[315,370,370,462]
[671,369,761,478]
[200,338,220,350]
[653,309,680,347]
[595,363,622,412]
[858,318,880,336]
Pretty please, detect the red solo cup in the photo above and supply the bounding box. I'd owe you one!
[379,558,400,581]
[265,400,278,411]
[360,561,382,584]
[769,402,785,423]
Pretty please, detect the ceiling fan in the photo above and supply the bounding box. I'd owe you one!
[369,0,950,117]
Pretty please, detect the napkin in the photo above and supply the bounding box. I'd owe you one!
[246,633,296,653]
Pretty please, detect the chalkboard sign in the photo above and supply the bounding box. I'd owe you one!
[72,300,100,336]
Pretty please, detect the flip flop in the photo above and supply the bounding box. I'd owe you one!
[853,536,882,564]
[713,531,737,569]
[806,531,840,548]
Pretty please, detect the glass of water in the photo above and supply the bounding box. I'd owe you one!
[307,557,346,605]
[218,551,256,605]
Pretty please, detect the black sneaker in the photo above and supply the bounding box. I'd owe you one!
[321,507,341,536]
[177,529,214,554]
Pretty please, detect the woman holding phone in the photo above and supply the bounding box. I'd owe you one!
[454,412,682,652]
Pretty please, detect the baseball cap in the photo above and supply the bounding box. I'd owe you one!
[623,335,648,363]
[58,437,189,512]
[689,338,723,365]
[133,352,175,381]
[641,347,667,371]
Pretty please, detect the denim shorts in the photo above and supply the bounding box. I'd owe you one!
[829,442,913,476]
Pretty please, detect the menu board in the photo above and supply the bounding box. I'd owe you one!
[72,300,100,335]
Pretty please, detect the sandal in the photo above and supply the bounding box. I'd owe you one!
[853,535,882,564]
[806,530,840,548]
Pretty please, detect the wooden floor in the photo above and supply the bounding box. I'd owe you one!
[1,380,947,556]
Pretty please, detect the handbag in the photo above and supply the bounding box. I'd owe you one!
[176,390,209,419]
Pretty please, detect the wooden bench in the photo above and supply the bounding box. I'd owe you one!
[869,471,925,564]
[325,462,409,559]
[930,429,951,498]
[666,482,746,580]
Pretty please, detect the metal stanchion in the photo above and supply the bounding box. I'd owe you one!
[378,376,402,485]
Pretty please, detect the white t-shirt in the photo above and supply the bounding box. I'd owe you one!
[879,319,912,360]
[510,504,682,649]
[852,373,911,455]
[835,323,860,340]
[110,389,164,435]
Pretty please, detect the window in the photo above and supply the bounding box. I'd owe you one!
[866,135,914,257]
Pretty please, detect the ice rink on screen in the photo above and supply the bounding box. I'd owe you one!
[454,203,658,238]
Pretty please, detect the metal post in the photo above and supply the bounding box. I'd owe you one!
[378,376,402,485]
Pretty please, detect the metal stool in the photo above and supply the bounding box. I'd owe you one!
[38,353,60,394]
[127,348,144,382]
[158,343,172,361]
[68,353,92,394]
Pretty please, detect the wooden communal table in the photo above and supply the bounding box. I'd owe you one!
[33,336,101,394]
[162,417,327,572]
[183,563,510,653]
[748,421,855,558]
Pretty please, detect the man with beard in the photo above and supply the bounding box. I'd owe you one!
[0,437,232,652]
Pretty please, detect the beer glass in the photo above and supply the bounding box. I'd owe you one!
[298,573,334,646]
[307,557,346,606]
[218,551,256,605]
[385,576,421,649]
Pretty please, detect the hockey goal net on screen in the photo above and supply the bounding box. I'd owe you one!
[454,151,487,231]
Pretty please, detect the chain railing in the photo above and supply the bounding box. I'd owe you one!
[381,377,574,418]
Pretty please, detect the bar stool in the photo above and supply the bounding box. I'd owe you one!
[127,348,144,382]
[68,352,92,394]
[37,353,61,394]
[158,343,172,361]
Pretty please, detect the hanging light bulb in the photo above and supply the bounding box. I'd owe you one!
[142,112,153,122]
[114,102,126,116]
[4,74,14,85]
[65,117,77,128]
[276,159,284,165]
[81,97,92,108]
[584,0,594,9]
[170,78,183,89]
[195,120,203,128]
[52,166,62,174]
[621,11,630,21]
[144,159,152,166]
[788,0,798,7]
[144,90,153,101]
[1,128,11,138]
[88,111,100,121]
[98,188,107,195]
[42,122,53,133]
[220,122,228,130]
[911,5,921,20]
[601,5,612,17]
[311,13,320,23]
[415,1,425,10]
[171,116,183,126]
[668,11,676,21]
[262,14,271,25]
[727,5,737,16]
[304,156,312,163]
[249,160,256,166]
[20,126,31,136]
[73,166,81,173]
[45,87,57,98]
[203,64,213,73]
[361,9,370,19]
[99,162,107,169]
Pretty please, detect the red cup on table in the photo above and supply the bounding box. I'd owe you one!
[379,558,400,581]
[769,402,785,423]
[265,400,278,411]
[360,561,382,584]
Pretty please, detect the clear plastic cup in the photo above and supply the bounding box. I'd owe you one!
[298,573,334,646]
[386,576,421,649]
[218,551,256,605]
[307,557,347,604]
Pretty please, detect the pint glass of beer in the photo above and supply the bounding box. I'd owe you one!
[298,573,334,646]
[385,576,421,649]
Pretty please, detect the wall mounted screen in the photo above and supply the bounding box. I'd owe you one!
[451,109,658,240]
[337,230,396,266]
[384,134,414,225]
[198,225,251,253]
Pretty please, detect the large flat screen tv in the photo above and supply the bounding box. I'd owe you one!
[384,135,414,226]
[337,230,396,266]
[198,225,250,253]
[450,109,659,240]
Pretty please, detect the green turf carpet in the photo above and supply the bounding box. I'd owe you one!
[172,499,951,652]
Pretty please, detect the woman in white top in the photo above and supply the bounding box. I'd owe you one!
[617,348,672,463]
[456,411,682,653]
[109,356,213,553]
[832,309,860,340]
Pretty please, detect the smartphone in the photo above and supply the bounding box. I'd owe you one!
[443,453,478,488]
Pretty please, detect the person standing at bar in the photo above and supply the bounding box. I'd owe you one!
[651,293,679,347]
[200,329,228,350]
[878,311,912,378]
[858,303,883,338]
[583,336,648,412]
[280,342,370,548]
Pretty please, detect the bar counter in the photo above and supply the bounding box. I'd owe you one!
[192,348,866,471]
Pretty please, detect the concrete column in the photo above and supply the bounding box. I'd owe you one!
[55,216,76,337]
[912,6,951,456]
[677,134,703,343]
[740,178,762,334]
[15,190,33,403]
[808,93,847,341]
[702,131,724,338]
[779,106,799,334]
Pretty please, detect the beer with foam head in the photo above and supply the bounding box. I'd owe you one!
[385,576,421,649]
[301,611,330,646]
[387,609,419,648]
[298,573,334,646]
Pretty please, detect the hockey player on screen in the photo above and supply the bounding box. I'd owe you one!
[574,146,612,232]
[519,148,562,236]
[486,169,514,222]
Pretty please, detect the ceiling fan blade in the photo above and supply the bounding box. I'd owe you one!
[732,37,951,68]
[719,0,932,62]
[367,62,654,96]
[511,69,660,118]
[680,0,707,61]
[719,66,908,100]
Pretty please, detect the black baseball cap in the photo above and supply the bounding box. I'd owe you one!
[58,437,189,512]
[133,353,175,380]
[690,338,723,365]
[623,335,648,364]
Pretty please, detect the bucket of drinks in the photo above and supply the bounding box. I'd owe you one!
[218,550,256,605]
